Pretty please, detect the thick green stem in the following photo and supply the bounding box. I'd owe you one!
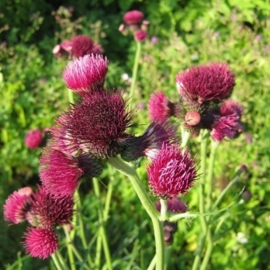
[108,157,165,270]
[93,177,113,270]
[64,226,76,270]
[181,127,191,148]
[200,230,213,270]
[129,41,141,103]
[51,253,63,270]
[55,250,69,270]
[160,199,168,221]
[191,130,208,270]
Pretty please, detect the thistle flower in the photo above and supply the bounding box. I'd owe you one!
[26,187,74,228]
[176,62,235,105]
[121,121,177,161]
[3,187,33,224]
[40,148,84,197]
[23,227,58,259]
[123,10,144,25]
[55,91,133,158]
[211,100,243,142]
[147,144,197,198]
[148,91,179,122]
[70,35,94,58]
[25,129,43,149]
[63,54,108,94]
[134,29,148,42]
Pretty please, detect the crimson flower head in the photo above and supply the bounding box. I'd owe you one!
[147,144,197,198]
[40,148,84,197]
[3,187,33,224]
[25,129,43,149]
[123,10,144,25]
[26,187,74,228]
[176,62,235,105]
[121,121,177,162]
[63,54,108,95]
[211,99,243,142]
[55,91,133,158]
[134,29,148,42]
[23,227,58,259]
[148,91,180,122]
[70,35,94,58]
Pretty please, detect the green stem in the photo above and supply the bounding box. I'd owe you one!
[168,212,199,222]
[93,177,113,270]
[70,245,91,270]
[68,89,74,104]
[200,230,213,270]
[191,130,208,270]
[74,191,94,268]
[160,199,168,221]
[108,157,165,270]
[55,250,69,270]
[181,127,191,148]
[64,226,76,270]
[147,255,156,270]
[51,253,63,270]
[129,41,142,103]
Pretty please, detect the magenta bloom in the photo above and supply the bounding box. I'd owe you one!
[211,100,243,142]
[147,144,197,198]
[156,198,187,213]
[56,91,133,158]
[176,62,235,104]
[3,187,33,224]
[40,148,83,197]
[123,10,144,25]
[134,29,148,42]
[26,187,74,228]
[70,35,94,58]
[121,121,177,161]
[63,54,108,95]
[23,228,58,259]
[148,91,178,122]
[25,129,43,149]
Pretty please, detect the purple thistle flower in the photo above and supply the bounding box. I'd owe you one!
[3,187,33,224]
[211,99,243,142]
[123,10,144,25]
[23,227,58,259]
[26,187,74,228]
[156,198,187,213]
[121,120,177,161]
[176,62,235,104]
[148,91,173,122]
[147,144,197,199]
[70,35,94,58]
[63,54,108,95]
[40,148,84,197]
[25,129,43,149]
[134,29,148,42]
[56,91,133,158]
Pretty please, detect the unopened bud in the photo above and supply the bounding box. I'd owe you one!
[185,111,201,126]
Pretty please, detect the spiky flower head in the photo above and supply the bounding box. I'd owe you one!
[23,227,58,259]
[134,29,148,42]
[70,35,94,58]
[3,187,33,224]
[148,91,179,122]
[40,148,83,197]
[123,10,144,25]
[63,54,108,95]
[55,91,133,158]
[176,62,235,105]
[211,99,243,142]
[121,121,177,162]
[26,187,74,228]
[156,198,187,213]
[147,144,197,199]
[25,129,43,149]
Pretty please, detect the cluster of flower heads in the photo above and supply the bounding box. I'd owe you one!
[53,35,104,58]
[3,187,74,259]
[4,52,198,259]
[148,62,243,142]
[119,10,149,42]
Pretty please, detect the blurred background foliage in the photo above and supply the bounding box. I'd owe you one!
[0,0,270,269]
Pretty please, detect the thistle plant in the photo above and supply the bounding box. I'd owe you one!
[3,9,247,270]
